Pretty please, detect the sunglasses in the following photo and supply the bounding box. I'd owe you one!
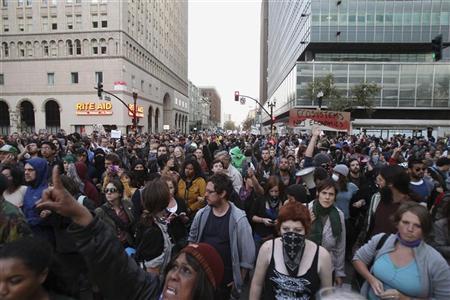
[104,188,118,193]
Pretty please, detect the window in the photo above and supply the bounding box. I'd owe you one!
[92,46,98,54]
[26,0,31,5]
[18,0,23,7]
[71,72,78,84]
[52,23,57,30]
[3,25,8,32]
[0,74,4,85]
[42,0,48,5]
[19,23,24,32]
[42,17,48,31]
[2,0,8,7]
[75,15,82,29]
[140,80,144,90]
[100,46,106,54]
[101,20,107,28]
[47,72,55,85]
[26,17,32,31]
[92,21,98,28]
[67,40,73,55]
[2,43,9,57]
[95,71,103,84]
[75,40,81,55]
[131,75,135,88]
[67,16,73,29]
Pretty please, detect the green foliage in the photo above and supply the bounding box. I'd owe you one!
[223,120,236,131]
[241,117,254,131]
[306,74,380,117]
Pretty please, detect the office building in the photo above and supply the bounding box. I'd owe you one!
[200,87,221,129]
[0,0,189,135]
[261,0,450,137]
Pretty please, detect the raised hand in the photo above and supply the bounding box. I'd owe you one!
[36,166,93,226]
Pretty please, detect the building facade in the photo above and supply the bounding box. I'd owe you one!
[188,80,210,131]
[200,87,221,129]
[261,0,450,137]
[0,0,189,135]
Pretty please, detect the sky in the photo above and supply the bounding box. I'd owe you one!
[188,0,262,126]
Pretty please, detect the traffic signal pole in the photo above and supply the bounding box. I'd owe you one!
[95,84,138,133]
[235,93,275,135]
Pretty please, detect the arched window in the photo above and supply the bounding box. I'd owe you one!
[17,42,24,57]
[91,38,98,55]
[42,41,49,56]
[19,100,35,132]
[74,39,81,55]
[25,41,32,57]
[0,101,10,135]
[67,40,73,55]
[50,40,57,56]
[2,42,9,57]
[45,100,60,133]
[155,108,159,133]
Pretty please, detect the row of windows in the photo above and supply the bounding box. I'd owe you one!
[1,38,116,58]
[2,0,106,7]
[0,71,102,86]
[3,15,108,33]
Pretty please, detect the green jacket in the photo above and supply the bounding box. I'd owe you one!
[0,196,32,244]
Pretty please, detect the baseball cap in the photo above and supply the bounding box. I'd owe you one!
[0,144,19,155]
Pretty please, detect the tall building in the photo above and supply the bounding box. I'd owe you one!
[188,80,210,131]
[200,87,221,129]
[0,0,189,135]
[261,0,450,137]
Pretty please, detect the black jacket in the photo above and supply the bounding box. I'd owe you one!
[68,217,161,300]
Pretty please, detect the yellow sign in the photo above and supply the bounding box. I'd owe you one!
[76,102,113,115]
[128,104,144,118]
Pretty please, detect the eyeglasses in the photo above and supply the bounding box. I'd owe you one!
[105,188,118,193]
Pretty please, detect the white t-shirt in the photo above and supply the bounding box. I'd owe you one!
[3,185,28,208]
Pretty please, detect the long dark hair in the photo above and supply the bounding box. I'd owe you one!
[180,158,203,181]
[140,179,170,226]
[163,252,215,299]
[1,163,24,193]
[379,165,411,204]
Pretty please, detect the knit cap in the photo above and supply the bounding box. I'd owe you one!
[180,243,224,289]
[333,164,349,177]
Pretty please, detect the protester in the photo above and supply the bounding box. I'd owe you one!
[353,202,450,299]
[177,158,206,216]
[36,166,224,300]
[249,201,333,299]
[1,163,27,208]
[95,179,135,248]
[307,178,346,286]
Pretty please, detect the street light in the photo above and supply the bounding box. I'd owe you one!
[267,99,276,135]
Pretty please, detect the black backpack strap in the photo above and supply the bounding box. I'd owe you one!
[100,205,130,232]
[375,233,389,251]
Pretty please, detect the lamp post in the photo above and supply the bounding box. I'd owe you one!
[267,99,276,135]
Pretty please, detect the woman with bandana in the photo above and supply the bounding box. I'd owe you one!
[307,178,346,286]
[250,176,285,251]
[353,202,450,299]
[249,201,333,299]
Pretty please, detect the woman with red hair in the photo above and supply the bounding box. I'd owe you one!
[250,201,333,300]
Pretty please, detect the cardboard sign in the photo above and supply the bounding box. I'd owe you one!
[163,125,170,130]
[289,109,351,132]
[111,130,121,139]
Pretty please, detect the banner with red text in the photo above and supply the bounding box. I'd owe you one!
[289,109,351,132]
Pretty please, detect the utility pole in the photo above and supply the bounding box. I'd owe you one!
[267,101,276,135]
[132,92,138,133]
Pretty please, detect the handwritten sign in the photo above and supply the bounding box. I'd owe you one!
[289,109,351,132]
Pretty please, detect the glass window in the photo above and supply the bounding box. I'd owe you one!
[416,65,433,107]
[47,72,55,85]
[100,46,106,54]
[0,74,4,85]
[433,65,450,107]
[71,72,79,84]
[95,71,103,84]
[101,20,107,28]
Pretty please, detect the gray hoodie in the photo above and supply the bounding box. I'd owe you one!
[188,202,255,293]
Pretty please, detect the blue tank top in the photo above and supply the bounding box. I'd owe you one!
[368,253,421,300]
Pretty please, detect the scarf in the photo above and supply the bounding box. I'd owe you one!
[309,200,342,245]
[281,232,306,276]
[396,232,422,248]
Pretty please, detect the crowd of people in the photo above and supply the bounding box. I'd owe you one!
[0,126,450,300]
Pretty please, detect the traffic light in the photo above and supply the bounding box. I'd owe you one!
[432,34,443,61]
[97,82,103,98]
[234,91,240,101]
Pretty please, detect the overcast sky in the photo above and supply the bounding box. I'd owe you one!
[188,0,261,126]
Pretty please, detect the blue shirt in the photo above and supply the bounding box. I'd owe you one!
[369,253,421,299]
[335,182,358,219]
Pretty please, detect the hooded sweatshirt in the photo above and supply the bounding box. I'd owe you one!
[23,157,49,226]
[75,162,100,207]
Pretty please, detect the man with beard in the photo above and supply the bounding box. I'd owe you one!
[18,140,40,161]
[408,157,433,207]
[22,157,53,242]
[189,173,255,300]
[275,157,295,192]
[256,147,277,187]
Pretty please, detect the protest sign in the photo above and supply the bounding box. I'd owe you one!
[289,109,351,132]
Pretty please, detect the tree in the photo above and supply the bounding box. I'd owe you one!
[350,82,381,117]
[223,120,236,131]
[241,116,254,131]
[306,74,343,110]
